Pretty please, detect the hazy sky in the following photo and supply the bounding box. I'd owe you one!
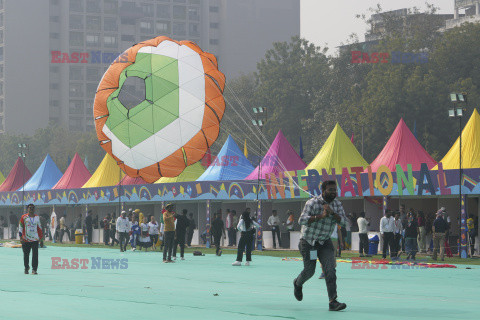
[301,0,454,53]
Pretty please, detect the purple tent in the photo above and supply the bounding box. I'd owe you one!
[245,130,306,180]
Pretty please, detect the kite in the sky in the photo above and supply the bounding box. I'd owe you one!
[94,36,225,183]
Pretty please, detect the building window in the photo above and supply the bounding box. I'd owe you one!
[0,99,4,114]
[49,83,59,90]
[0,47,3,62]
[86,0,101,13]
[50,99,59,107]
[69,66,84,80]
[173,6,186,19]
[104,35,117,48]
[0,30,3,45]
[157,4,170,19]
[121,34,135,42]
[0,82,3,95]
[104,17,117,31]
[209,6,219,13]
[0,65,3,78]
[104,0,118,14]
[142,3,154,17]
[86,34,100,47]
[210,22,219,29]
[70,0,84,12]
[69,118,83,131]
[69,100,84,114]
[173,0,186,3]
[50,16,60,23]
[70,15,84,29]
[50,65,60,73]
[86,68,99,81]
[188,7,200,21]
[69,32,84,46]
[189,23,199,36]
[69,83,84,97]
[0,13,3,26]
[86,83,98,94]
[50,0,59,6]
[188,0,201,4]
[209,39,219,45]
[140,21,154,33]
[86,16,101,31]
[156,21,170,33]
[173,22,186,36]
[50,32,60,39]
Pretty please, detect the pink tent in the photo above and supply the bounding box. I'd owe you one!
[120,175,148,185]
[53,153,91,189]
[369,118,437,172]
[0,157,32,192]
[245,130,306,180]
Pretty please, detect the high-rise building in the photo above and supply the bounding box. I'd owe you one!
[0,0,299,135]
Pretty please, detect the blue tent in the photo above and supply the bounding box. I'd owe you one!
[197,135,254,181]
[19,154,63,191]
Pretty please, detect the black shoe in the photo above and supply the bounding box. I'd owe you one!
[293,279,303,301]
[32,270,38,275]
[329,299,346,311]
[24,269,29,274]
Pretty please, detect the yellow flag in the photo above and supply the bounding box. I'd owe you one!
[244,139,248,158]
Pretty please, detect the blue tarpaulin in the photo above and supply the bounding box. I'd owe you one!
[197,135,254,181]
[19,154,63,191]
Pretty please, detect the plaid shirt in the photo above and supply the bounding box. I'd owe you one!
[298,195,346,246]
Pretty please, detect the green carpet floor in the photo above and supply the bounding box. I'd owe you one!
[1,245,479,320]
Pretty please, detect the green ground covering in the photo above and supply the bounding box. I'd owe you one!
[1,242,479,320]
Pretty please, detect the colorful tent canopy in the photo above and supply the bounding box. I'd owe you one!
[0,157,32,192]
[434,108,480,170]
[20,154,63,191]
[305,123,369,174]
[245,130,306,180]
[82,153,124,188]
[369,118,437,172]
[197,135,254,181]
[156,161,205,183]
[120,175,148,185]
[53,153,91,189]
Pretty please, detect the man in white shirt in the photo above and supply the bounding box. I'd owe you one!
[267,210,282,249]
[19,204,43,274]
[116,211,130,252]
[357,212,370,257]
[380,210,395,259]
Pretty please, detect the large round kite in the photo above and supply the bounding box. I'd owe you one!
[94,36,226,183]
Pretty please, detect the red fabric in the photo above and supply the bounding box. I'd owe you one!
[120,175,148,185]
[245,130,306,180]
[368,119,437,172]
[0,157,32,192]
[53,153,91,189]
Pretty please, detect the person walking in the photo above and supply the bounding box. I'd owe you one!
[393,212,403,259]
[148,215,160,251]
[102,214,110,245]
[130,220,140,251]
[380,210,395,259]
[226,209,235,246]
[417,211,426,253]
[19,204,43,275]
[186,212,196,247]
[405,212,419,260]
[357,212,370,257]
[162,204,176,263]
[173,209,189,260]
[85,210,93,245]
[432,212,448,261]
[59,214,70,243]
[116,211,130,252]
[109,213,119,246]
[232,210,260,266]
[293,180,347,311]
[211,212,226,256]
[268,210,282,249]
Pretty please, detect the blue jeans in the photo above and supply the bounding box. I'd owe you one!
[405,237,417,259]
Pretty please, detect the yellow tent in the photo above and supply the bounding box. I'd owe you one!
[155,162,205,183]
[305,123,369,174]
[0,170,5,185]
[82,153,124,188]
[433,108,480,170]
